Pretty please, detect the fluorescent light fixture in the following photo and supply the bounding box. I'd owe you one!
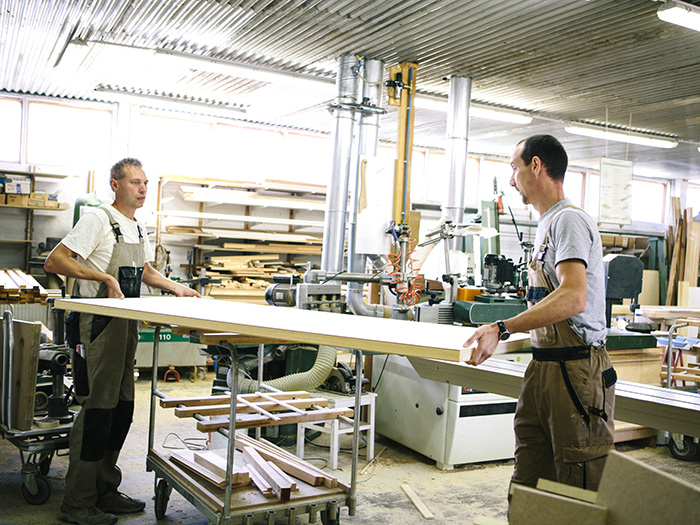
[564,123,678,149]
[94,87,247,117]
[658,0,700,32]
[414,95,533,124]
[154,49,335,93]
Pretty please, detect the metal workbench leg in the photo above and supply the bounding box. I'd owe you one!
[349,348,362,517]
[148,325,162,454]
[221,342,241,521]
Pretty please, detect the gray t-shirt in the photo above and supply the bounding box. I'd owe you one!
[535,199,607,346]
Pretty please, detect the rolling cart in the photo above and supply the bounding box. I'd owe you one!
[145,325,362,524]
[1,310,73,505]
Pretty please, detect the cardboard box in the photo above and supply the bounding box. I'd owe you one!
[30,192,47,200]
[28,198,46,207]
[5,175,31,194]
[42,200,60,208]
[7,194,29,206]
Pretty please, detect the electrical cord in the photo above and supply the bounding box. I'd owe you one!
[162,432,209,451]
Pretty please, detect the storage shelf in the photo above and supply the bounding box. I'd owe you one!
[0,203,69,211]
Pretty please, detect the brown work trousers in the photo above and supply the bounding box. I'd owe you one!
[511,347,615,492]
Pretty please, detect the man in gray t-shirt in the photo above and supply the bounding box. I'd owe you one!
[464,135,615,498]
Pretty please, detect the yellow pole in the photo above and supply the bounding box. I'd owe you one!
[387,62,419,226]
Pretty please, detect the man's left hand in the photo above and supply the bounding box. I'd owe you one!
[175,285,201,298]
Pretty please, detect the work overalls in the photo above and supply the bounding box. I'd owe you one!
[64,207,145,508]
[511,205,616,492]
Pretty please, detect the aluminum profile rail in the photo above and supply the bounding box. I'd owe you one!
[408,357,700,438]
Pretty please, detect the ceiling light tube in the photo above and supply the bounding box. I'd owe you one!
[564,123,678,149]
[657,0,700,32]
[414,95,533,124]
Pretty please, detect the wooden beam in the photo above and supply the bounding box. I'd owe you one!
[196,407,354,432]
[173,397,329,418]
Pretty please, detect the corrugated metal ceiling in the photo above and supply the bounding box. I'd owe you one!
[2,0,700,179]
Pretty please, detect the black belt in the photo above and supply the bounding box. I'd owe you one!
[532,346,590,361]
[532,345,609,426]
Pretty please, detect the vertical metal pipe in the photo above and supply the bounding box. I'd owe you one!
[321,54,360,273]
[347,59,385,316]
[444,76,472,250]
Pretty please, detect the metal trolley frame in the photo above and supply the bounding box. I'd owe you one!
[1,310,72,505]
[145,325,362,524]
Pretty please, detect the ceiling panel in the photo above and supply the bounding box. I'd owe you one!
[1,0,700,179]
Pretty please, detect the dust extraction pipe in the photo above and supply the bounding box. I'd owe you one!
[321,54,360,273]
[346,58,392,317]
[443,76,472,250]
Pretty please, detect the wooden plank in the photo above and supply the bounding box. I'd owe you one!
[241,446,292,502]
[596,450,700,525]
[221,242,322,254]
[535,478,597,504]
[401,483,435,520]
[236,395,282,421]
[169,450,251,488]
[174,397,329,418]
[193,451,250,484]
[0,319,41,430]
[196,407,354,432]
[159,391,310,409]
[54,297,478,361]
[234,436,325,487]
[245,463,274,496]
[156,209,323,228]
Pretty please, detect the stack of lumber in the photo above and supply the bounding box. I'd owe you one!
[666,197,700,306]
[661,363,700,384]
[0,268,48,303]
[200,252,306,303]
[169,450,251,489]
[159,391,354,433]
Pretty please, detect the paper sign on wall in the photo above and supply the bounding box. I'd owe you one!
[599,157,633,225]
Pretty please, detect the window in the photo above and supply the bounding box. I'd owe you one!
[281,131,331,185]
[131,110,214,178]
[631,179,665,223]
[687,184,700,218]
[586,173,601,218]
[0,98,21,162]
[26,101,112,169]
[563,171,584,208]
[212,122,283,182]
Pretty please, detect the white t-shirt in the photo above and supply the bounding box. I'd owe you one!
[61,205,155,298]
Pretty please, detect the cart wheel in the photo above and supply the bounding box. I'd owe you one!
[669,435,699,461]
[39,456,51,476]
[22,476,50,505]
[154,479,170,519]
[320,509,340,525]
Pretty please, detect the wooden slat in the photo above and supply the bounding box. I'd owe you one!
[241,446,292,502]
[159,391,310,409]
[196,407,354,432]
[174,397,329,418]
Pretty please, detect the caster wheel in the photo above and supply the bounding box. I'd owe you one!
[39,456,51,476]
[154,479,170,519]
[320,508,340,525]
[669,435,699,461]
[22,476,50,505]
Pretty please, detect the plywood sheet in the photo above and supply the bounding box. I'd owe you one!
[54,297,491,362]
[596,450,700,525]
[509,484,607,525]
[0,318,41,430]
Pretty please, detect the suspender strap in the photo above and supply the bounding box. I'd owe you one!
[559,361,591,426]
[532,346,590,361]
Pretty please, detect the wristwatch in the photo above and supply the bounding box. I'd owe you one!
[496,320,511,341]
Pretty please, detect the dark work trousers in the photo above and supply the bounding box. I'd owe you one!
[63,206,146,508]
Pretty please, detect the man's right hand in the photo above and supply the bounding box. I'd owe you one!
[105,275,125,299]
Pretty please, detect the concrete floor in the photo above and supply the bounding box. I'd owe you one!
[1,370,699,524]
